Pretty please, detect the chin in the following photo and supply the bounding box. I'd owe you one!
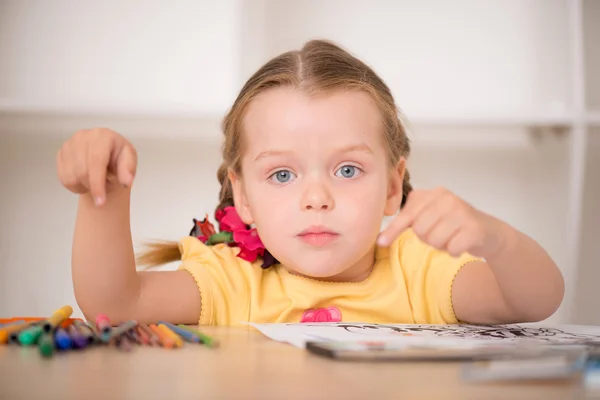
[294,266,347,279]
[285,253,353,279]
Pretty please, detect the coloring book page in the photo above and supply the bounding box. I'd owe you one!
[249,322,600,349]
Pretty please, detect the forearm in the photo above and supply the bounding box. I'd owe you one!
[486,222,565,321]
[72,187,140,321]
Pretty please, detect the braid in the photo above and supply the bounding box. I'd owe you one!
[401,169,413,208]
[216,162,234,216]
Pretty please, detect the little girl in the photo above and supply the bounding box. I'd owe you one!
[57,40,565,327]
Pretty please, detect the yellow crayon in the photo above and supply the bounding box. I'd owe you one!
[42,305,73,333]
[157,324,183,348]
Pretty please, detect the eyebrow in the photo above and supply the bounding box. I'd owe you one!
[253,144,374,162]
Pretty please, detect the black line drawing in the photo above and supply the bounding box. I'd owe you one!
[290,323,600,344]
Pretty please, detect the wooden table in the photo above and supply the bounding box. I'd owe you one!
[0,326,597,399]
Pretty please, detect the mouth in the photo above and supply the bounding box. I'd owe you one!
[297,226,340,247]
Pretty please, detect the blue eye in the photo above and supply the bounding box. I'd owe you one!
[269,169,296,183]
[335,165,361,179]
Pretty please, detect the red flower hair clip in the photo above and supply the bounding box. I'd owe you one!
[189,206,278,269]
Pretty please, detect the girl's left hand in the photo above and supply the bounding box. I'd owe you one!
[377,187,510,258]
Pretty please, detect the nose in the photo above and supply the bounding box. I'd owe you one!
[300,178,335,211]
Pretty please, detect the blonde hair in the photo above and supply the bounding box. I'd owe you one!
[137,39,413,268]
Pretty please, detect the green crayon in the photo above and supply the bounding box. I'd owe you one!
[18,325,44,346]
[38,332,55,358]
[177,325,219,348]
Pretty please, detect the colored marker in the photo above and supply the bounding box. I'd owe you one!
[0,321,30,344]
[177,325,219,348]
[158,321,200,343]
[125,328,142,345]
[149,324,175,349]
[66,325,88,349]
[73,321,96,344]
[139,324,160,346]
[95,314,112,342]
[115,334,133,352]
[108,320,138,341]
[9,322,39,344]
[42,305,73,333]
[54,328,73,350]
[135,326,150,345]
[18,325,44,346]
[156,324,183,348]
[38,332,55,358]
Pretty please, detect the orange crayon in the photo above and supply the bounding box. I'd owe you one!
[149,324,175,349]
[139,324,160,347]
[157,324,183,348]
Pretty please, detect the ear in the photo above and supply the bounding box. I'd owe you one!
[384,157,406,216]
[228,169,255,225]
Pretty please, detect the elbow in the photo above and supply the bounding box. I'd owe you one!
[74,288,138,326]
[519,273,566,323]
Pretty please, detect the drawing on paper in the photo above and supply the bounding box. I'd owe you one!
[293,323,600,344]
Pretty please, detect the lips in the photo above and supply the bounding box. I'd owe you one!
[297,226,340,247]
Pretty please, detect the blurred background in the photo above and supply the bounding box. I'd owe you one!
[0,0,598,325]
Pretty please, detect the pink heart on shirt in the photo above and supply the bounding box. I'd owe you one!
[300,307,342,323]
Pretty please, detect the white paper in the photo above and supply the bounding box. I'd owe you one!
[249,322,600,349]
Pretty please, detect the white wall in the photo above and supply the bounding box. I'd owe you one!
[0,131,223,318]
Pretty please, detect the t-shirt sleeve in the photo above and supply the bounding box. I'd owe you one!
[177,237,251,326]
[394,230,483,324]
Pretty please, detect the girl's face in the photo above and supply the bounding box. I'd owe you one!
[231,87,405,282]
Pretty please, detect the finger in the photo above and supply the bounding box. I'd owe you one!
[411,191,456,241]
[58,147,87,194]
[445,228,477,257]
[377,190,437,246]
[424,213,464,251]
[87,134,113,206]
[116,144,137,187]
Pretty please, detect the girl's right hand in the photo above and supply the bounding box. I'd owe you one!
[56,128,138,206]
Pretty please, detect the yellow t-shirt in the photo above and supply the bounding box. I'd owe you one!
[178,229,481,327]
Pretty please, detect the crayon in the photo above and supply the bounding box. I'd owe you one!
[158,321,200,343]
[139,324,160,347]
[156,324,183,348]
[67,325,88,349]
[73,321,96,344]
[177,325,219,348]
[18,325,44,346]
[135,326,150,345]
[0,321,30,344]
[8,322,40,344]
[54,328,73,350]
[115,334,133,352]
[149,324,175,349]
[95,314,112,343]
[38,332,55,358]
[125,328,142,345]
[108,320,138,341]
[42,306,73,333]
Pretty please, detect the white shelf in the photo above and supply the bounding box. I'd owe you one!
[0,112,224,141]
[407,114,574,129]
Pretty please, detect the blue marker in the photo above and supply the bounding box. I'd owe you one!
[54,328,73,350]
[158,321,200,343]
